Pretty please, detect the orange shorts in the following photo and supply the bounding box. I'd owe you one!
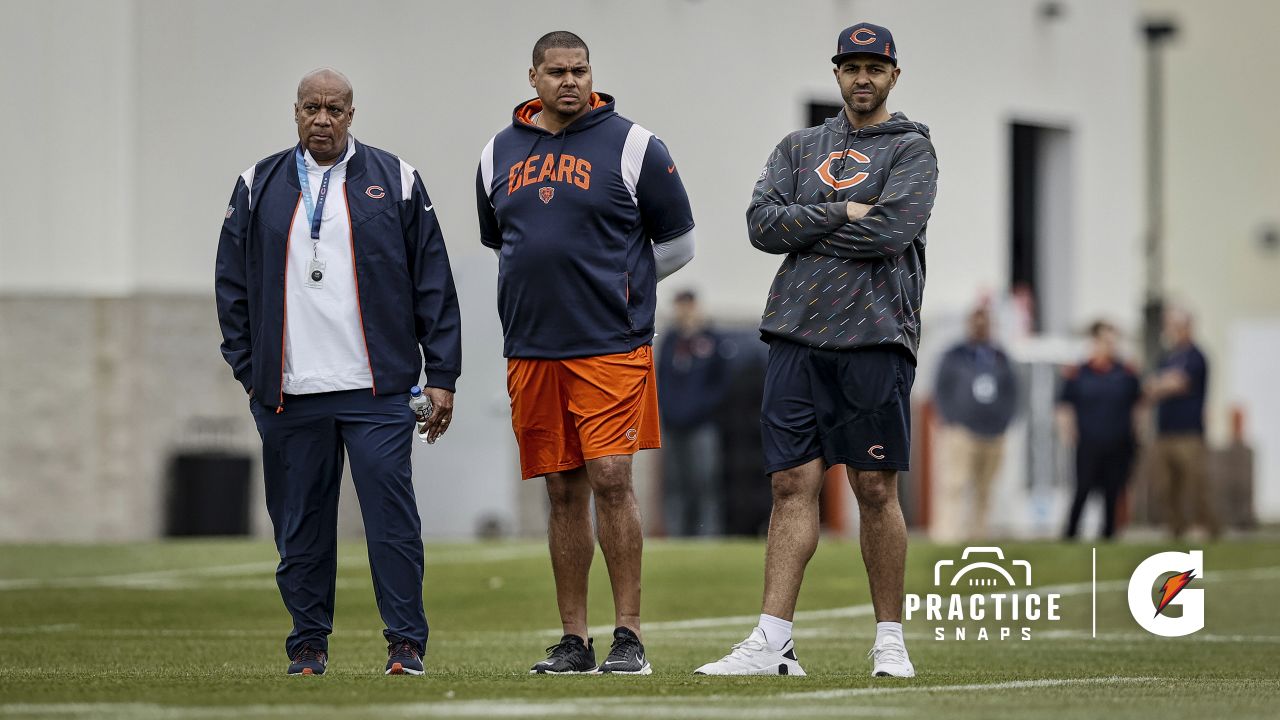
[506,346,661,480]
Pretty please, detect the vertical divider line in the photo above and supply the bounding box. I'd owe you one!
[1092,546,1097,638]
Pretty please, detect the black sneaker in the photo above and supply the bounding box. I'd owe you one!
[530,634,597,674]
[599,627,651,675]
[287,643,327,676]
[385,638,424,676]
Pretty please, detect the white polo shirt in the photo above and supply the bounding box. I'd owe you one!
[282,140,374,395]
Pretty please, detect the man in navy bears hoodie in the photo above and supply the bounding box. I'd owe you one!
[215,68,461,678]
[476,31,696,676]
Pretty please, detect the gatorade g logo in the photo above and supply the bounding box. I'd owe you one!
[851,28,877,45]
[815,149,871,190]
[1127,550,1204,637]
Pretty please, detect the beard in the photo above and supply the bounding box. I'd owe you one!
[843,85,889,116]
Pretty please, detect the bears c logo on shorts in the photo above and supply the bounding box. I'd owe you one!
[625,428,638,441]
[868,444,886,460]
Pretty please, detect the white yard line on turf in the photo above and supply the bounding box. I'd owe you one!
[0,562,275,591]
[9,565,1272,637]
[568,564,1280,637]
[0,704,901,719]
[772,675,1162,701]
[1037,630,1280,643]
[0,677,1166,719]
[0,544,551,591]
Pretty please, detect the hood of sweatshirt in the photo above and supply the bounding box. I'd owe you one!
[510,92,616,135]
[826,110,931,140]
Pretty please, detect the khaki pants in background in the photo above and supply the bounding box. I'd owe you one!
[932,426,1006,542]
[1152,434,1220,538]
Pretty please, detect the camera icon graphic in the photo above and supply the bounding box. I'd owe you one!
[932,547,1033,588]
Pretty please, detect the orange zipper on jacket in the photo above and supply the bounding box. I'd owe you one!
[278,193,302,413]
[343,184,377,396]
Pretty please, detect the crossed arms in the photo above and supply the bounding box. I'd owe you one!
[746,141,937,260]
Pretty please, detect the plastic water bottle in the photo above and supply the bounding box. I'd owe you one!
[409,386,434,444]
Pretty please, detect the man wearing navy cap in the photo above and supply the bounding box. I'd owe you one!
[696,22,936,678]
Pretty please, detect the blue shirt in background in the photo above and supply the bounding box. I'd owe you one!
[1155,343,1208,436]
[934,341,1019,438]
[1059,358,1142,450]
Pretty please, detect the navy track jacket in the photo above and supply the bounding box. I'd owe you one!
[216,140,462,412]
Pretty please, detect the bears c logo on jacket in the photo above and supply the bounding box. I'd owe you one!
[815,149,872,190]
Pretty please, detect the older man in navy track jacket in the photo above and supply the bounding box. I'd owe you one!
[215,68,461,678]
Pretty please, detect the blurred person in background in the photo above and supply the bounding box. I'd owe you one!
[1146,307,1219,539]
[1057,321,1141,540]
[215,68,461,677]
[932,305,1018,541]
[657,290,731,537]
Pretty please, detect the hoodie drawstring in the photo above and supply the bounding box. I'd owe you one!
[827,116,853,203]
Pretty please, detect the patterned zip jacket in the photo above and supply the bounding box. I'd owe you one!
[748,110,938,359]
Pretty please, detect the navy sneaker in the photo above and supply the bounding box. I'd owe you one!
[599,627,651,675]
[530,634,597,674]
[287,644,327,676]
[385,638,424,676]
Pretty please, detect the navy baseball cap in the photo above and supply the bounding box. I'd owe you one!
[831,22,897,66]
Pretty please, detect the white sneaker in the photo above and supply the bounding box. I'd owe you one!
[868,640,915,678]
[694,627,806,676]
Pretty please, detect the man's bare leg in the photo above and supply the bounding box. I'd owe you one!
[585,454,643,636]
[545,467,593,641]
[848,469,906,622]
[760,458,826,620]
[691,458,824,675]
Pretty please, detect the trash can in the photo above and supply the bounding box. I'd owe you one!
[165,451,252,536]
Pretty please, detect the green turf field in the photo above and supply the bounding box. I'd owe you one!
[1,537,1276,719]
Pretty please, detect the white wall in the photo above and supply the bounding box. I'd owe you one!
[1,0,137,295]
[8,0,1145,315]
[1,0,1152,538]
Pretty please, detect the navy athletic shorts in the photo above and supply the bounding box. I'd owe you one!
[760,337,916,474]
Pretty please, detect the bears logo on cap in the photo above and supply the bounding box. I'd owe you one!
[851,27,877,45]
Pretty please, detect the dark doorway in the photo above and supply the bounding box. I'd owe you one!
[808,101,844,129]
[1009,122,1074,335]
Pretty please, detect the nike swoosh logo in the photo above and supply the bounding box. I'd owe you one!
[424,204,434,212]
[603,660,630,666]
[667,165,676,174]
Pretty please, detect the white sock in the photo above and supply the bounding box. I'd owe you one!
[757,614,793,652]
[876,621,904,647]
